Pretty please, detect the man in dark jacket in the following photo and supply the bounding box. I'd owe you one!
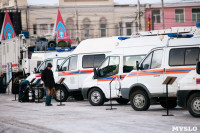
[41,63,55,106]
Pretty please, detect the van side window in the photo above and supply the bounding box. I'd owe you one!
[37,60,53,73]
[141,53,153,70]
[123,55,145,73]
[185,48,199,65]
[98,56,120,77]
[94,54,105,67]
[169,48,199,66]
[62,59,70,71]
[141,49,163,70]
[151,50,163,69]
[169,48,185,66]
[82,54,105,68]
[69,56,78,71]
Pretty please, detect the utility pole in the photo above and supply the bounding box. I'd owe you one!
[137,0,141,32]
[161,0,165,29]
[75,0,79,45]
[14,0,18,10]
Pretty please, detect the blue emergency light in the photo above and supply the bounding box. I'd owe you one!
[47,48,56,51]
[196,22,200,28]
[168,34,193,38]
[118,37,130,40]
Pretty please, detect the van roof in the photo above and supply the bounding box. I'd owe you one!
[71,37,120,55]
[168,37,200,47]
[109,35,169,56]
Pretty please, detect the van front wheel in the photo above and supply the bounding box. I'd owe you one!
[187,93,200,118]
[88,88,105,106]
[130,90,150,111]
[55,86,68,102]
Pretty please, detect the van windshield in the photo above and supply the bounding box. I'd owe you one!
[37,59,53,73]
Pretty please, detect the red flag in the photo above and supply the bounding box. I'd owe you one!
[53,10,72,43]
[0,11,16,41]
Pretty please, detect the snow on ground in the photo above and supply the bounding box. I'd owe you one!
[0,94,199,133]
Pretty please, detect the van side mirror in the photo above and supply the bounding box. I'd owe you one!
[136,61,140,71]
[196,61,200,74]
[93,68,98,79]
[34,67,37,73]
[57,65,60,71]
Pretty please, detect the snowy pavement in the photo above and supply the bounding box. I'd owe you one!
[0,94,199,133]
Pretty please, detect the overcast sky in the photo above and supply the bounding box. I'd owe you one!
[27,0,200,6]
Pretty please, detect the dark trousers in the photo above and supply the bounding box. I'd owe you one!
[45,87,52,105]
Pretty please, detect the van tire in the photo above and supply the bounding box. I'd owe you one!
[116,98,129,105]
[187,93,200,117]
[130,90,150,111]
[55,86,68,102]
[35,87,44,99]
[160,99,177,109]
[88,88,105,106]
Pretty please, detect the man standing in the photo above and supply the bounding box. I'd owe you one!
[41,63,55,106]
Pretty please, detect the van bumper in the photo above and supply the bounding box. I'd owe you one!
[121,88,130,100]
[82,88,89,99]
[177,90,190,108]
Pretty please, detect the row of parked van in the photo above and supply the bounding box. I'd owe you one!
[24,30,200,118]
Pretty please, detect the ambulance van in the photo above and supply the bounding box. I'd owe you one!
[177,61,200,117]
[121,34,200,111]
[55,37,120,102]
[81,35,169,106]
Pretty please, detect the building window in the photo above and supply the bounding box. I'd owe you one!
[99,17,107,37]
[33,24,37,34]
[40,24,48,35]
[84,24,90,39]
[126,23,132,36]
[152,10,161,23]
[192,8,200,22]
[100,24,106,37]
[66,18,74,40]
[175,9,184,23]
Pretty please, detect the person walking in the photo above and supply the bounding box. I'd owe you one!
[41,63,55,106]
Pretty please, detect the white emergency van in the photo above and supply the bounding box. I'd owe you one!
[55,37,120,102]
[81,36,169,106]
[177,62,200,117]
[120,34,200,111]
[25,51,72,99]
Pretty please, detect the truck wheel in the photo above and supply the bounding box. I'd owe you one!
[160,99,177,109]
[187,93,200,118]
[35,88,44,99]
[55,86,68,102]
[130,90,150,111]
[88,88,105,106]
[116,98,129,105]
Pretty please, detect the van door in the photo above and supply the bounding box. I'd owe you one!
[138,49,164,95]
[165,47,198,96]
[58,56,78,90]
[97,56,120,98]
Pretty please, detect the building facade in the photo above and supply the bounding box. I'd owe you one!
[0,0,145,44]
[145,2,200,31]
